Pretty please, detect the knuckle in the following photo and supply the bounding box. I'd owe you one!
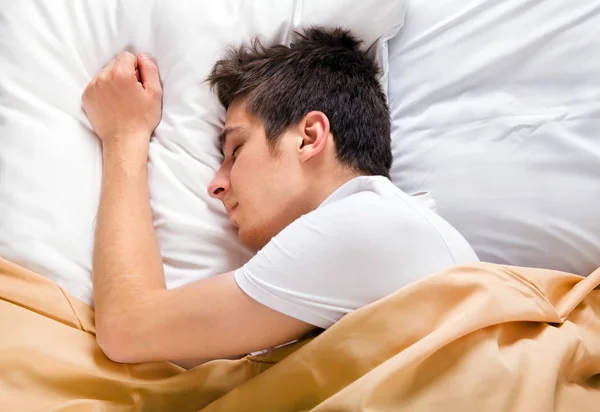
[111,67,131,82]
[110,67,122,79]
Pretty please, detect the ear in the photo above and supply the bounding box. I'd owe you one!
[297,111,331,163]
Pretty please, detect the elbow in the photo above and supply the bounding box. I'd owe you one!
[95,315,141,364]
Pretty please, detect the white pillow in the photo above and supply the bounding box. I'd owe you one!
[388,0,600,275]
[0,0,405,305]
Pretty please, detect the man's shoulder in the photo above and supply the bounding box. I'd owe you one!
[311,176,431,230]
[296,176,476,263]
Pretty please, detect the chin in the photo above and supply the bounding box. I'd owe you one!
[237,226,272,251]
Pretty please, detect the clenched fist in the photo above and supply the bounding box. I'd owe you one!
[82,51,162,159]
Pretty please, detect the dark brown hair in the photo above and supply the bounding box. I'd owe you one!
[207,26,392,178]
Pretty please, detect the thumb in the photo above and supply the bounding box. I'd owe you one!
[137,53,162,96]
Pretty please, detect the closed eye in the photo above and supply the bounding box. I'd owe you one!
[231,145,242,161]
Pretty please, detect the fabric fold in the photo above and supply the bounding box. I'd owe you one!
[1,257,599,411]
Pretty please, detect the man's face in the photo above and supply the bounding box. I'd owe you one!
[208,100,311,250]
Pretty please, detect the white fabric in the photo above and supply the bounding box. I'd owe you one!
[235,176,478,329]
[387,0,600,275]
[0,0,406,306]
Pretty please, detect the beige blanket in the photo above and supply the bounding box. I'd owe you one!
[1,256,599,411]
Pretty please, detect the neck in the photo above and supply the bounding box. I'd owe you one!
[307,167,362,210]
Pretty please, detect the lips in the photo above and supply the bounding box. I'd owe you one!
[225,203,237,215]
[224,204,239,228]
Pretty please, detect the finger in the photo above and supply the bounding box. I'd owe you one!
[114,51,137,78]
[97,58,116,80]
[106,57,117,72]
[115,51,136,69]
[137,53,162,96]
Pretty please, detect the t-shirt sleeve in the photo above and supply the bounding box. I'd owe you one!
[234,207,355,329]
[234,194,445,329]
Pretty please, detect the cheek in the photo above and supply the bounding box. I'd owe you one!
[230,148,296,216]
[229,152,251,187]
[229,154,265,205]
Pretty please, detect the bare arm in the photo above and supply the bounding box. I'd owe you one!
[83,52,313,365]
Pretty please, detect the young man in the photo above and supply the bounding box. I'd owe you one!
[82,27,478,367]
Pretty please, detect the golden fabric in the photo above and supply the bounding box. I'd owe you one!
[1,257,599,411]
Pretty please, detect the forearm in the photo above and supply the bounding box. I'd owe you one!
[91,147,315,364]
[93,144,166,346]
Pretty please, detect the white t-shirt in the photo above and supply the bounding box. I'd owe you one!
[235,176,479,329]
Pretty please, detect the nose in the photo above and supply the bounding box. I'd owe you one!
[207,168,230,200]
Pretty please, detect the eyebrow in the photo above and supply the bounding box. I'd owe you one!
[218,126,244,155]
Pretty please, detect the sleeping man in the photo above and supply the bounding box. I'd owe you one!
[81,27,479,367]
